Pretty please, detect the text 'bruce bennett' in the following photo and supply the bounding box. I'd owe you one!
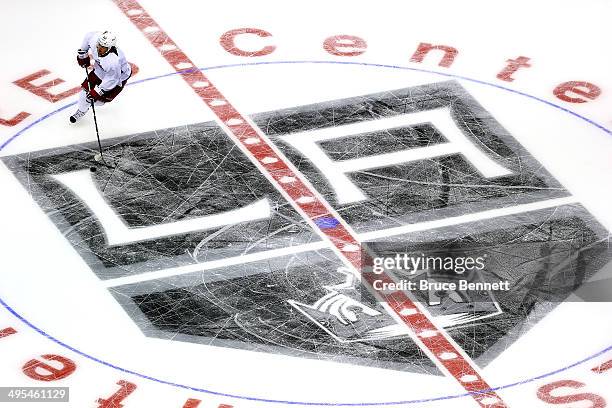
[372,279,511,292]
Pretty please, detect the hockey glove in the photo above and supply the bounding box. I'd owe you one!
[86,87,103,103]
[77,49,90,68]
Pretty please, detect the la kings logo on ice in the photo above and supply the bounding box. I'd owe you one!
[3,80,610,370]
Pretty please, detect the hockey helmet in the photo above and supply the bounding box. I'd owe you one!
[97,31,117,48]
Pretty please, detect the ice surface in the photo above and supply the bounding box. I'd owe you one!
[2,81,610,374]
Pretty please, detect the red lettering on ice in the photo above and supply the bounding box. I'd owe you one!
[496,56,531,82]
[22,354,76,381]
[220,28,276,57]
[537,380,606,407]
[592,359,612,374]
[0,327,17,338]
[323,35,367,57]
[554,81,601,103]
[97,380,137,408]
[14,70,80,103]
[0,111,30,127]
[410,42,458,67]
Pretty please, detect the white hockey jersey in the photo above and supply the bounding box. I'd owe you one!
[79,31,131,93]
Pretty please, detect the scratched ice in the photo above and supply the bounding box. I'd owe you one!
[111,203,611,371]
[3,122,320,279]
[254,81,570,231]
[3,81,611,373]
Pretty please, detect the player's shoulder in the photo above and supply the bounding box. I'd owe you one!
[99,51,120,71]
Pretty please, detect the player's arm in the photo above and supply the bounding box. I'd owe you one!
[89,59,121,100]
[77,32,96,68]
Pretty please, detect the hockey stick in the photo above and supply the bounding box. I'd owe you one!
[83,67,105,163]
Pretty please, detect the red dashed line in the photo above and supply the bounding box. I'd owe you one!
[112,1,508,406]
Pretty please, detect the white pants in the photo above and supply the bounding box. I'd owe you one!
[77,90,106,112]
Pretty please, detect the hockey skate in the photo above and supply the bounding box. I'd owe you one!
[69,109,87,123]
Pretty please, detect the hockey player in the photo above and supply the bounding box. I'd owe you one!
[69,31,132,123]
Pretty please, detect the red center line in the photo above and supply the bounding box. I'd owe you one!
[112,1,508,406]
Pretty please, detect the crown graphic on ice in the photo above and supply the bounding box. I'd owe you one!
[288,266,502,343]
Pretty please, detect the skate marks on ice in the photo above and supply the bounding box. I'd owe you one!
[110,204,611,372]
[254,80,570,232]
[3,123,320,279]
[2,80,611,372]
[111,249,441,374]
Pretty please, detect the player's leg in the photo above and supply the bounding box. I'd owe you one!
[69,90,106,123]
[70,72,105,123]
